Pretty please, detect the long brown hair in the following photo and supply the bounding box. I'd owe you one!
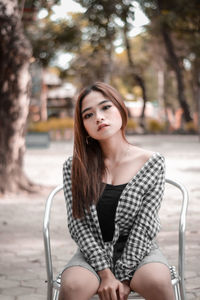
[71,82,128,218]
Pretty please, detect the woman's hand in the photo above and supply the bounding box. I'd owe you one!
[97,269,129,300]
[121,280,131,300]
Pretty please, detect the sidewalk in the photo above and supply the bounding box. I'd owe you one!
[0,135,200,300]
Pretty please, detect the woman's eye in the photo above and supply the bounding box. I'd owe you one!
[102,105,112,110]
[83,113,93,120]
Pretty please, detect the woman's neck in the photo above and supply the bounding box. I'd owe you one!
[99,134,130,164]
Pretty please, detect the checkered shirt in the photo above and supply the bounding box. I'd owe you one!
[63,152,165,281]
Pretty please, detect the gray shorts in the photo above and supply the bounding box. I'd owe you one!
[61,243,169,282]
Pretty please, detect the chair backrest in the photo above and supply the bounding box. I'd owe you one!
[165,179,188,287]
[43,179,188,300]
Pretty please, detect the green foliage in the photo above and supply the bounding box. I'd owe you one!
[23,0,200,129]
[28,117,74,132]
[25,17,81,67]
[137,0,200,122]
[138,0,200,59]
[126,118,138,130]
[184,121,198,133]
[23,0,60,10]
[147,118,166,133]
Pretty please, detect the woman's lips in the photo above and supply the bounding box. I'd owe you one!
[97,124,109,131]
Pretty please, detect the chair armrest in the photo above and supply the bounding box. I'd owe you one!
[43,184,63,298]
[165,178,189,300]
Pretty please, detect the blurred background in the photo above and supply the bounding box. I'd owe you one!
[1,0,200,193]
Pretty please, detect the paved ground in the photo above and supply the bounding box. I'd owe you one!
[0,134,200,300]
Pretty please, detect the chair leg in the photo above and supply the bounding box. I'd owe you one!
[47,283,53,300]
[173,282,181,300]
[180,281,187,300]
[53,289,59,300]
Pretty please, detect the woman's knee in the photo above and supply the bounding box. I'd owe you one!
[145,271,172,293]
[60,272,83,294]
[130,263,174,298]
[60,267,99,297]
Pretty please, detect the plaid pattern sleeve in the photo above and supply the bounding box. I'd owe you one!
[63,157,111,272]
[115,155,166,281]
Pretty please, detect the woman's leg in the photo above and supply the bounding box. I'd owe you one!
[58,266,100,300]
[130,263,175,300]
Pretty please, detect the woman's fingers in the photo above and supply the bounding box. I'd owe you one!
[120,282,131,300]
[98,290,106,300]
[117,282,126,300]
[110,287,118,300]
[98,283,120,300]
[98,288,117,300]
[97,275,128,300]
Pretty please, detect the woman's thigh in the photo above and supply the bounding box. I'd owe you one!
[130,263,174,300]
[60,266,100,298]
[62,248,100,282]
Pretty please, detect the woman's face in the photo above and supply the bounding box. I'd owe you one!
[81,91,123,141]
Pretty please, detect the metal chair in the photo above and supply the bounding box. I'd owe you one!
[43,178,188,300]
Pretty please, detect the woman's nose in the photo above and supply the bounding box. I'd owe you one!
[96,112,104,123]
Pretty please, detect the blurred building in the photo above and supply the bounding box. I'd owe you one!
[125,98,164,120]
[29,63,76,122]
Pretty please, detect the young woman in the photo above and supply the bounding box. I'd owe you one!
[59,82,175,300]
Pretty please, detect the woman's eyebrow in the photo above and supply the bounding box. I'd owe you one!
[81,100,111,115]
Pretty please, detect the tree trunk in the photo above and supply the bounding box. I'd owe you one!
[102,21,114,84]
[103,43,113,84]
[161,26,193,123]
[0,0,37,193]
[123,25,147,128]
[157,69,170,131]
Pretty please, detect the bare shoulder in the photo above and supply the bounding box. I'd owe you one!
[128,145,155,164]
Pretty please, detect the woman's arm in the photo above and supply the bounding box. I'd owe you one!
[63,157,111,272]
[115,156,166,281]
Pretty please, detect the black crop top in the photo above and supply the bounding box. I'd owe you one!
[96,183,127,242]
